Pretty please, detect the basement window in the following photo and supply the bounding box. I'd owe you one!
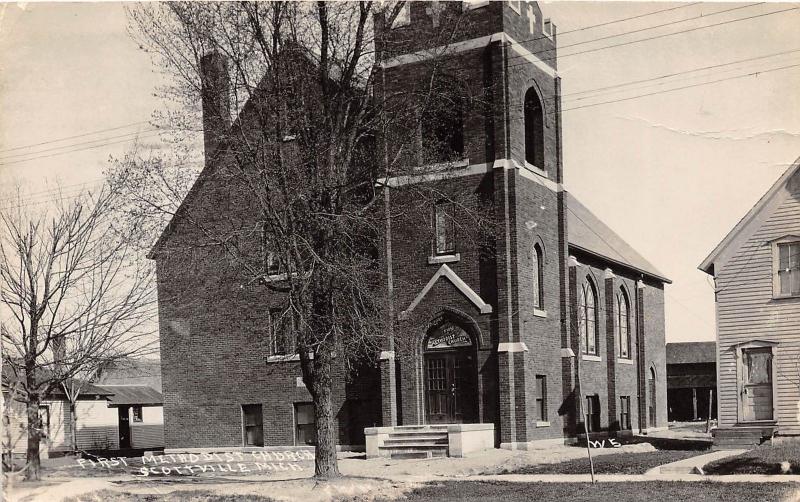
[585,395,601,433]
[242,404,264,447]
[619,396,631,430]
[295,403,316,446]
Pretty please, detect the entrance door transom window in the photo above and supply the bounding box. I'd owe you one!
[424,322,478,424]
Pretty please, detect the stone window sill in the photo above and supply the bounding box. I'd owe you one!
[535,421,550,428]
[581,354,602,362]
[428,253,460,265]
[414,158,470,173]
[523,160,548,179]
[266,353,316,363]
[464,1,490,10]
[618,358,634,365]
[533,308,547,318]
[262,272,299,283]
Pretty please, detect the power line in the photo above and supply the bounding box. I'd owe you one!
[0,178,106,204]
[507,48,800,110]
[506,52,800,113]
[506,5,799,70]
[0,178,104,205]
[556,3,702,37]
[0,121,152,154]
[0,131,165,167]
[557,47,800,100]
[558,60,800,114]
[551,3,761,53]
[0,129,161,161]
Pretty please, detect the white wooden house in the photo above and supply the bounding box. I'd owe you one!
[700,156,800,447]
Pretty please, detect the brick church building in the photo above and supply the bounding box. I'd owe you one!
[151,1,669,454]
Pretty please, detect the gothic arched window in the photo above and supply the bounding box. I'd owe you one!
[532,243,544,310]
[617,288,631,359]
[524,87,545,169]
[578,278,598,355]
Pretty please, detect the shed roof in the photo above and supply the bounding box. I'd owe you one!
[97,385,163,406]
[666,341,717,365]
[566,193,670,283]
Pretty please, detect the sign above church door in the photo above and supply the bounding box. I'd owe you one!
[426,324,472,350]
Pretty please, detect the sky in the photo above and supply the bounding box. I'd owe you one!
[1,1,800,344]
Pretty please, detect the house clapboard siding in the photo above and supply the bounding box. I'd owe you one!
[130,406,165,449]
[716,183,800,433]
[702,157,800,438]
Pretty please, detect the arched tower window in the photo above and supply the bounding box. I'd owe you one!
[578,278,598,355]
[524,87,545,169]
[532,243,544,310]
[617,288,631,359]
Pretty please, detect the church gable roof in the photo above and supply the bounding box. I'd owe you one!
[566,193,670,283]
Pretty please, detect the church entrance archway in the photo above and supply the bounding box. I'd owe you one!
[423,322,478,424]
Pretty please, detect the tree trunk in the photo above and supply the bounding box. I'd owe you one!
[70,401,78,453]
[312,349,340,480]
[24,394,41,481]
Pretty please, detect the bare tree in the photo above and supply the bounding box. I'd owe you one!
[0,185,157,481]
[122,1,489,479]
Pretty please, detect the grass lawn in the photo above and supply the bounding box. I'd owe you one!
[705,442,800,475]
[380,481,799,502]
[502,449,704,475]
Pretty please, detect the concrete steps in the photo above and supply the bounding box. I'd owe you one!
[378,426,450,459]
[712,426,775,450]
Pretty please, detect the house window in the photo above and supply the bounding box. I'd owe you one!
[295,402,316,446]
[242,404,264,447]
[579,279,599,355]
[524,87,545,170]
[585,395,601,433]
[617,289,631,359]
[269,309,294,356]
[535,375,547,422]
[620,396,631,430]
[434,201,456,255]
[38,405,50,440]
[774,240,800,297]
[532,244,544,310]
[132,405,143,423]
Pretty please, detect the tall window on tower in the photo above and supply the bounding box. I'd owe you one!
[579,279,599,355]
[532,243,544,310]
[617,288,631,359]
[524,87,545,170]
[421,83,464,163]
[434,201,456,255]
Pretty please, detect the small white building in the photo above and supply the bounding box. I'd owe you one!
[2,360,164,455]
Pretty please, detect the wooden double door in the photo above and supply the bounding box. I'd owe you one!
[424,349,478,424]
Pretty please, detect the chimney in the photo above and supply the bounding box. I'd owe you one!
[200,52,231,163]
